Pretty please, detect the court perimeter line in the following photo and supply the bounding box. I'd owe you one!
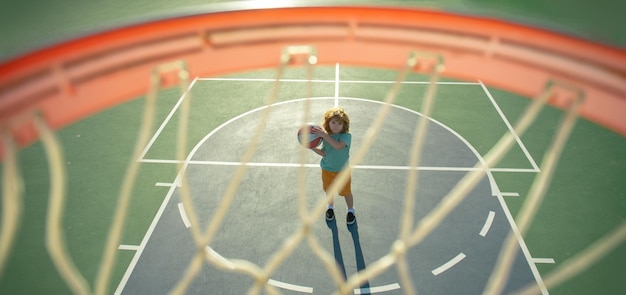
[138,77,198,161]
[493,184,549,294]
[479,80,540,172]
[114,174,179,295]
[196,77,480,85]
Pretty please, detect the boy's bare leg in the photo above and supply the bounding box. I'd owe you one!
[345,194,354,209]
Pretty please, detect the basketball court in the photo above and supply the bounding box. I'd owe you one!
[1,2,625,295]
[114,71,545,294]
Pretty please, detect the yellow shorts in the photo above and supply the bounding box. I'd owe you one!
[322,169,352,197]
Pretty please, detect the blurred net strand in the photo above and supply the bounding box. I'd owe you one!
[515,220,626,295]
[341,52,555,294]
[484,82,585,295]
[19,43,614,295]
[94,61,181,295]
[255,46,318,295]
[323,51,419,295]
[397,52,445,295]
[297,47,316,221]
[35,114,91,295]
[0,133,22,278]
[170,46,306,295]
[389,75,585,295]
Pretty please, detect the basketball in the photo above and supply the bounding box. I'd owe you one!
[297,123,323,148]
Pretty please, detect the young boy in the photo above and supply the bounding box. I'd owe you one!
[312,107,355,225]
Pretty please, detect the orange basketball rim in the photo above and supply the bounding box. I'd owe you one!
[1,5,625,158]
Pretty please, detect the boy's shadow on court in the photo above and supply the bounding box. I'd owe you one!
[326,218,371,294]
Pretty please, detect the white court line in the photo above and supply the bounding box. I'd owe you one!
[141,159,487,171]
[114,175,179,295]
[501,192,520,197]
[138,77,198,161]
[141,160,540,174]
[198,77,334,83]
[196,77,479,85]
[118,245,140,251]
[155,182,176,187]
[492,180,549,294]
[204,246,236,270]
[479,81,540,172]
[532,258,556,264]
[177,203,191,228]
[479,211,496,237]
[335,63,340,107]
[490,168,538,173]
[141,159,181,164]
[268,279,314,294]
[354,283,401,294]
[431,253,466,275]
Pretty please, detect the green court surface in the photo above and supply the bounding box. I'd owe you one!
[1,65,625,294]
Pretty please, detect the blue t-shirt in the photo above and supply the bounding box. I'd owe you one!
[320,133,351,172]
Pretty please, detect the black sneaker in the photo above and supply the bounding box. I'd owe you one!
[325,208,335,221]
[347,212,356,225]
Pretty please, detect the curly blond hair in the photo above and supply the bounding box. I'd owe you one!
[322,107,350,134]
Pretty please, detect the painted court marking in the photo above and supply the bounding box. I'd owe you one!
[177,203,191,228]
[121,69,547,294]
[354,283,401,294]
[480,211,496,237]
[432,253,466,276]
[118,245,140,251]
[501,192,520,197]
[115,176,179,295]
[532,258,556,264]
[139,78,198,161]
[268,279,314,294]
[479,80,540,172]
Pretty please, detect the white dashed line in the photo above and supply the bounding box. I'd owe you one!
[177,203,191,228]
[268,279,314,294]
[480,211,496,237]
[354,283,401,294]
[432,253,466,276]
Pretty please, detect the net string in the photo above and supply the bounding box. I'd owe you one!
[483,83,585,294]
[170,48,295,294]
[397,52,444,295]
[35,114,91,295]
[0,133,22,278]
[2,44,626,295]
[515,221,626,295]
[340,54,553,294]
